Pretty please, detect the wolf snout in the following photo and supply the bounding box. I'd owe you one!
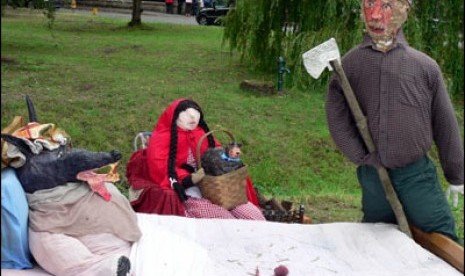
[110,150,122,161]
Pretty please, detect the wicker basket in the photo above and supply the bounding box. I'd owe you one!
[196,130,249,210]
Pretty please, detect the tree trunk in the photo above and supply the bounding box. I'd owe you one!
[129,0,142,26]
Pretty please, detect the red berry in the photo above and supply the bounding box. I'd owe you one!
[274,265,289,276]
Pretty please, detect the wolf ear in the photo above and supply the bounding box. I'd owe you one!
[26,94,38,123]
[1,134,33,157]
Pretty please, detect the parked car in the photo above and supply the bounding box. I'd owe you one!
[195,0,233,26]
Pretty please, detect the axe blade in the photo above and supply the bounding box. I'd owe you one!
[302,37,341,79]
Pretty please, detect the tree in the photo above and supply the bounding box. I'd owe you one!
[129,0,143,27]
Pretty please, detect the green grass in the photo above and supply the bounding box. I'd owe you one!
[1,8,463,241]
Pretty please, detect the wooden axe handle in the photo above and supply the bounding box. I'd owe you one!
[329,59,412,238]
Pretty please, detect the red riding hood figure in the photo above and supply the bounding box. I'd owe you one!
[127,98,264,220]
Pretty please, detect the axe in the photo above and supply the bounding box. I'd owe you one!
[302,38,412,238]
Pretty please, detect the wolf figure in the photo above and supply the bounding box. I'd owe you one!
[1,95,135,276]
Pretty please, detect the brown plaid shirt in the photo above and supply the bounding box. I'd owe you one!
[326,30,464,184]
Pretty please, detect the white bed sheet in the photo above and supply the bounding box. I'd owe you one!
[130,213,461,276]
[2,213,461,276]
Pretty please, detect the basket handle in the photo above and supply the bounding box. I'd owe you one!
[196,129,235,170]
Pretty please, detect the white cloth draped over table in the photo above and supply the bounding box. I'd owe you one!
[2,213,462,275]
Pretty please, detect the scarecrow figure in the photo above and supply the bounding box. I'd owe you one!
[325,0,463,242]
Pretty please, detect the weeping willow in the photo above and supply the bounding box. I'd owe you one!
[223,0,464,100]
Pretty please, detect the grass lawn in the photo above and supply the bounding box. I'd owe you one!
[1,8,463,241]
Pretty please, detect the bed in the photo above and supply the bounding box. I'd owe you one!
[3,213,461,276]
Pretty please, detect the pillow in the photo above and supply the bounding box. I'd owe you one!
[1,168,33,269]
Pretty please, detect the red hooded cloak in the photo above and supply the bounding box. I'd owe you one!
[127,98,259,215]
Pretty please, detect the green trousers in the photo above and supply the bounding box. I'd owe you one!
[356,155,459,242]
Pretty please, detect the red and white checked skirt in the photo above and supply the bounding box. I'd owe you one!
[184,198,265,220]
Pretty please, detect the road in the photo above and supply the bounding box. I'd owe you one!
[57,7,199,25]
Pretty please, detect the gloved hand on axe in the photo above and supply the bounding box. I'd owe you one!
[446,184,464,208]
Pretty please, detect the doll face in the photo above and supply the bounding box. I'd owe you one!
[362,0,409,51]
[176,108,201,131]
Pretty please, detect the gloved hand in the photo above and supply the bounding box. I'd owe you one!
[191,168,205,184]
[445,184,464,208]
